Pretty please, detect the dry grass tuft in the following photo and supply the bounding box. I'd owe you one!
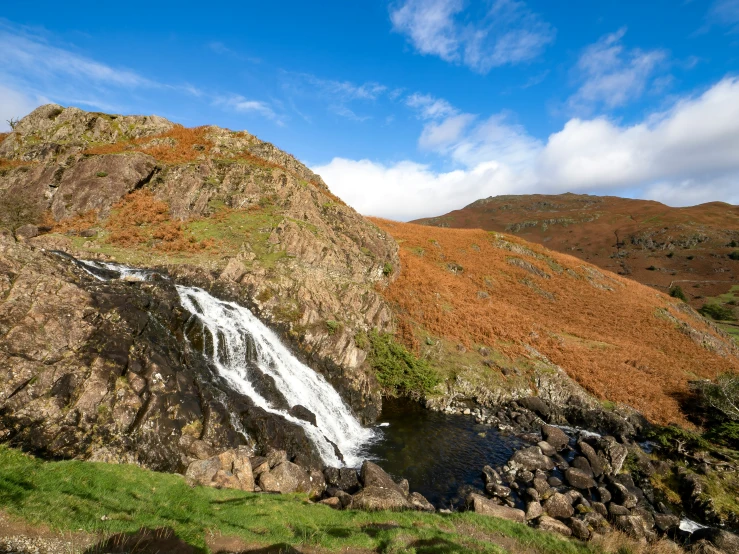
[105,190,213,252]
[84,125,213,164]
[0,159,36,171]
[371,218,739,426]
[590,531,684,553]
[52,210,99,234]
[0,133,9,143]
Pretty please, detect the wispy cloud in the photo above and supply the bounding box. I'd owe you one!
[390,0,555,73]
[214,94,282,124]
[568,28,668,112]
[695,0,739,34]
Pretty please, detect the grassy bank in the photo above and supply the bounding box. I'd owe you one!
[0,447,608,554]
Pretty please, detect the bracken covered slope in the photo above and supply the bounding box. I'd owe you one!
[371,218,739,426]
[414,194,739,332]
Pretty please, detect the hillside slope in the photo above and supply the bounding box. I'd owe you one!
[371,218,739,426]
[414,194,739,340]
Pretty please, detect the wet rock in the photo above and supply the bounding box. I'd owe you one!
[467,493,525,523]
[324,467,360,493]
[517,469,534,483]
[510,446,555,472]
[691,528,739,554]
[547,476,562,487]
[525,501,543,521]
[541,424,569,450]
[489,484,511,498]
[543,493,574,519]
[409,492,435,512]
[288,405,317,426]
[537,516,572,537]
[518,397,550,419]
[351,486,411,511]
[570,518,591,541]
[482,465,502,486]
[565,467,596,490]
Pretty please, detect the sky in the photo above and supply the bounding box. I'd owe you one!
[2,0,739,220]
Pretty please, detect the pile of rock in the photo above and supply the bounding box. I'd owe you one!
[185,450,434,514]
[469,424,682,542]
[319,461,435,512]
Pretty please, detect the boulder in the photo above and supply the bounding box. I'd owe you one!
[467,494,525,523]
[653,513,680,533]
[360,461,404,494]
[614,515,647,539]
[324,467,360,493]
[541,424,569,450]
[592,502,608,517]
[308,469,326,499]
[397,478,410,496]
[570,518,591,541]
[265,461,312,493]
[524,487,540,502]
[351,486,411,511]
[610,482,638,509]
[565,467,596,490]
[598,436,628,474]
[597,486,611,503]
[571,456,594,477]
[577,440,604,477]
[319,497,341,509]
[525,501,543,521]
[518,397,550,419]
[537,441,556,457]
[608,503,629,516]
[14,224,38,240]
[510,446,555,472]
[185,457,221,486]
[266,449,287,468]
[185,447,254,491]
[536,516,572,537]
[543,493,574,519]
[409,492,435,512]
[482,465,501,486]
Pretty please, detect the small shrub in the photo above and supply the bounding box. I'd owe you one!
[669,286,688,302]
[367,331,440,397]
[687,255,695,260]
[666,252,674,258]
[706,422,739,449]
[382,262,393,276]
[96,171,108,178]
[729,240,738,248]
[646,265,657,271]
[729,251,739,261]
[325,320,340,335]
[698,303,735,321]
[0,196,42,231]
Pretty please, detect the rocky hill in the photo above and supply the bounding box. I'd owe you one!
[414,194,739,342]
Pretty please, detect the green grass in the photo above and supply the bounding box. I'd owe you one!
[0,447,595,554]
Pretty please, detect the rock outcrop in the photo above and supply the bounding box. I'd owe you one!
[0,104,400,423]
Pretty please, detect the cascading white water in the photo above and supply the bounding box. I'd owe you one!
[71,258,373,467]
[177,285,374,467]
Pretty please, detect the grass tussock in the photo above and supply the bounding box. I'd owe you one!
[0,132,9,143]
[370,219,739,426]
[0,446,595,554]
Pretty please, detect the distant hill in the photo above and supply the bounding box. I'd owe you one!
[414,194,739,341]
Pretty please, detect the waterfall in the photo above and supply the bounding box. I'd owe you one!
[72,258,373,467]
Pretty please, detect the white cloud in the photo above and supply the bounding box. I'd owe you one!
[315,77,739,219]
[390,0,555,73]
[568,28,668,112]
[419,113,476,150]
[214,95,281,123]
[0,26,152,88]
[0,85,44,131]
[701,0,739,33]
[406,93,457,119]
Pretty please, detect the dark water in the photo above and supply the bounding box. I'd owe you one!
[365,398,524,508]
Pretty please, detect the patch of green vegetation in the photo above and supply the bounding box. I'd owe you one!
[702,468,739,517]
[382,262,393,276]
[95,171,108,178]
[0,446,596,554]
[365,331,440,397]
[325,320,341,335]
[669,286,688,302]
[729,251,739,261]
[646,265,657,271]
[698,303,736,322]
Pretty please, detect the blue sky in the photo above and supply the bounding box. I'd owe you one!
[2,0,739,219]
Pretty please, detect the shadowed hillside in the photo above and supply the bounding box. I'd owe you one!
[414,194,739,342]
[371,218,739,427]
